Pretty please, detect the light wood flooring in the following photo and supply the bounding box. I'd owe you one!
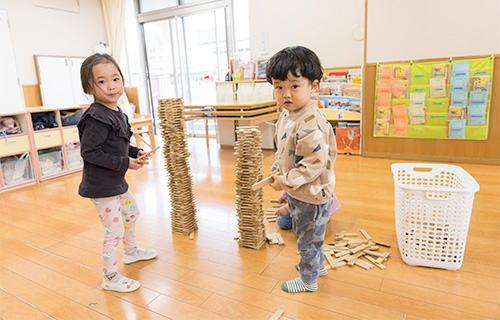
[0,137,499,320]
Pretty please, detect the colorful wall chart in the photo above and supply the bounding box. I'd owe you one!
[373,57,493,139]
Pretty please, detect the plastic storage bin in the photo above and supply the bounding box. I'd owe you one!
[391,163,479,270]
[38,150,63,176]
[66,147,83,169]
[1,153,33,185]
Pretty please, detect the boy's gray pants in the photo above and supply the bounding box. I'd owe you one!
[288,195,333,285]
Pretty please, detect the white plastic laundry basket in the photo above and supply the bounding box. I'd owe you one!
[391,163,479,271]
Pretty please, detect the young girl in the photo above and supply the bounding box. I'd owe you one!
[78,53,157,293]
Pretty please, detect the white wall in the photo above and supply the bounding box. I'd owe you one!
[249,0,365,68]
[0,0,107,84]
[249,0,500,68]
[367,0,500,62]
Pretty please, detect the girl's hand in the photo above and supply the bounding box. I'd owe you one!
[137,150,150,161]
[275,205,289,217]
[128,158,145,170]
[269,173,282,191]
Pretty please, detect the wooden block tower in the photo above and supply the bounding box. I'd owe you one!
[234,126,266,249]
[157,98,198,236]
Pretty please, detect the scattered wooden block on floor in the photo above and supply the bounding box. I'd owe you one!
[325,229,390,272]
[268,309,284,320]
[266,233,285,245]
[360,229,372,241]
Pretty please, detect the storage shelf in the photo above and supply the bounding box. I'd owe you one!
[27,107,86,182]
[323,109,361,121]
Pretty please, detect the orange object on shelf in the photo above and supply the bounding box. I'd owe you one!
[336,127,360,154]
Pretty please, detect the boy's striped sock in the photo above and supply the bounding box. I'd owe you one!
[281,277,318,293]
[295,264,328,276]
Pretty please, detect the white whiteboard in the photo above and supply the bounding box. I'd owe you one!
[0,10,25,113]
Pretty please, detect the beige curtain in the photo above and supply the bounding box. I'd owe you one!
[101,0,125,63]
[101,0,132,114]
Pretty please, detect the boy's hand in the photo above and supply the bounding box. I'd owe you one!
[275,205,289,217]
[269,173,282,191]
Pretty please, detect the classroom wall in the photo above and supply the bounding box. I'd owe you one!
[249,0,500,67]
[367,0,500,62]
[248,0,365,68]
[0,0,107,85]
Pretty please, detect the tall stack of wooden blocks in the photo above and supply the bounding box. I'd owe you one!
[157,98,198,236]
[234,126,266,249]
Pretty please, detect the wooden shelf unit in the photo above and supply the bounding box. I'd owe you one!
[27,106,87,182]
[0,111,37,191]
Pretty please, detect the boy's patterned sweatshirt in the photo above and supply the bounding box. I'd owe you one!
[272,104,337,205]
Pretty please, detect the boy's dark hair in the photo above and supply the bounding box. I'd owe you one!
[80,53,124,95]
[266,46,323,84]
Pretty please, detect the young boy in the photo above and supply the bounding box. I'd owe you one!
[267,46,337,293]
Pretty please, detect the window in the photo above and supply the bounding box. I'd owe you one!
[123,0,250,137]
[138,0,176,13]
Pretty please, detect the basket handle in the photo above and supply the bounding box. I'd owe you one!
[425,191,453,201]
[412,166,433,173]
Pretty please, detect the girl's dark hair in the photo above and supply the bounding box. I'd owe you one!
[80,53,124,95]
[266,46,323,84]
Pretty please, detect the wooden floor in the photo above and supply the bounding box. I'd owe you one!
[1,137,499,320]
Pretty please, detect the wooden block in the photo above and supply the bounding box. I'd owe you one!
[266,234,276,244]
[359,229,372,241]
[251,176,273,190]
[363,250,386,258]
[138,146,160,160]
[344,233,358,237]
[359,258,375,269]
[350,244,371,254]
[268,309,284,320]
[334,251,351,258]
[345,251,364,265]
[354,259,373,270]
[189,231,194,240]
[332,261,347,269]
[324,253,338,268]
[267,218,276,222]
[345,238,364,242]
[375,241,391,248]
[337,230,346,240]
[375,253,390,263]
[270,199,279,203]
[347,239,369,247]
[275,233,285,245]
[365,255,387,270]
